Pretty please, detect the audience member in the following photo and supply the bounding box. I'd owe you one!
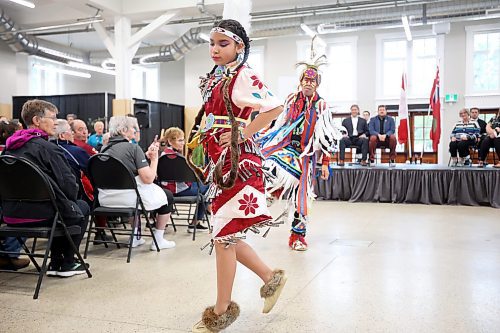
[339,104,369,166]
[368,105,397,165]
[160,127,209,232]
[2,100,89,277]
[470,107,487,135]
[87,121,105,150]
[0,120,29,271]
[97,116,176,250]
[71,119,98,156]
[101,132,110,148]
[478,108,500,168]
[449,108,480,167]
[66,113,77,124]
[363,110,371,124]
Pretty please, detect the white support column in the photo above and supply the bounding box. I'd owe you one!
[114,16,133,100]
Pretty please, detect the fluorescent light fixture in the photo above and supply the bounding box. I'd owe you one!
[139,54,159,65]
[101,58,115,69]
[67,61,116,76]
[300,23,316,38]
[38,46,83,63]
[33,63,91,78]
[402,15,412,41]
[199,33,210,42]
[7,0,35,8]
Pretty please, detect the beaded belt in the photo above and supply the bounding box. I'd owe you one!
[202,113,247,132]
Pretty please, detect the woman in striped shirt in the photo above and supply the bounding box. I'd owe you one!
[449,108,480,166]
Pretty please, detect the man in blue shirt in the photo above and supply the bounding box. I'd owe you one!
[369,105,397,165]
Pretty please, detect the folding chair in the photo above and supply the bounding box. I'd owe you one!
[0,155,91,299]
[84,154,159,263]
[157,154,210,241]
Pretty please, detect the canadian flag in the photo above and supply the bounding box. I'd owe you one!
[398,73,409,145]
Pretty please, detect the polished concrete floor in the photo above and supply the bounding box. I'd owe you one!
[0,201,499,333]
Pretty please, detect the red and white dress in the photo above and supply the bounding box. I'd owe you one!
[200,63,281,243]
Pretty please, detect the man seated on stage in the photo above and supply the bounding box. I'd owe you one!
[363,110,371,124]
[339,104,369,166]
[478,108,500,168]
[368,105,397,165]
[449,108,480,167]
[470,107,487,159]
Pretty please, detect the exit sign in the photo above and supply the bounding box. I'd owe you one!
[445,93,458,102]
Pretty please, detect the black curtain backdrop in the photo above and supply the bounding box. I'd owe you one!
[133,98,184,151]
[315,165,500,208]
[13,93,107,128]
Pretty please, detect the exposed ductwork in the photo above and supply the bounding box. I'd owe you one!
[0,8,86,63]
[138,27,208,64]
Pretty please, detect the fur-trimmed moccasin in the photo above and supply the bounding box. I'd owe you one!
[192,301,240,332]
[260,269,288,313]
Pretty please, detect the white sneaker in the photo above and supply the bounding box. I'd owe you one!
[151,238,176,251]
[131,238,146,248]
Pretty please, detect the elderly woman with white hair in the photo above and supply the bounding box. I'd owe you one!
[97,116,175,250]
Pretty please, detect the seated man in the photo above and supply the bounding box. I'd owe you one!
[368,105,397,165]
[449,108,480,166]
[478,108,500,168]
[71,119,98,156]
[339,104,369,166]
[2,99,89,277]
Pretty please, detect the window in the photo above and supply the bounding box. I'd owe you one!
[131,65,159,100]
[29,57,64,95]
[413,114,433,153]
[247,46,264,79]
[377,34,442,100]
[472,32,500,92]
[466,23,500,96]
[297,37,357,107]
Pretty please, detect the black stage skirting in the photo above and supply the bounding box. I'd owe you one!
[314,164,500,208]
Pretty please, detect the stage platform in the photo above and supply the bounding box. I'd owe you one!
[315,164,500,208]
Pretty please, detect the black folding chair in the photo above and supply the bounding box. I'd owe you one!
[157,154,210,241]
[0,155,92,299]
[84,154,159,263]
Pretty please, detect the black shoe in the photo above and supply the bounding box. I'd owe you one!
[187,223,209,233]
[57,262,89,278]
[93,232,114,245]
[389,159,396,167]
[46,262,61,277]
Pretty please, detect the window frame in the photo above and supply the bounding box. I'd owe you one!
[296,36,358,109]
[375,31,444,105]
[465,23,500,99]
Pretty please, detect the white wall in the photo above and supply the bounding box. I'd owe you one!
[159,58,185,105]
[0,44,17,104]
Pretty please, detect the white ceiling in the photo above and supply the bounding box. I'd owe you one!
[0,0,339,51]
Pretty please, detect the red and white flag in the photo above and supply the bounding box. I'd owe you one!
[397,73,409,145]
[429,67,441,152]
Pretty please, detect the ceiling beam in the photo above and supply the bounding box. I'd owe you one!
[127,12,176,48]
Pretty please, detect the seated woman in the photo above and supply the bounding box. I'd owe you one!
[449,108,480,167]
[98,116,175,250]
[160,127,209,232]
[478,108,500,168]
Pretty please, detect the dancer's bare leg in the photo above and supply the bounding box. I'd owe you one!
[214,242,237,315]
[235,240,273,283]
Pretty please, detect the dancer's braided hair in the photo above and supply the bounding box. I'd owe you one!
[187,19,251,189]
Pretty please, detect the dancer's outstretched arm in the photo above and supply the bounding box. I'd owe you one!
[219,106,283,147]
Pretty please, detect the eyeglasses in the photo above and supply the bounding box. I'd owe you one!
[41,115,57,121]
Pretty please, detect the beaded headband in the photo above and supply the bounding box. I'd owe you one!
[210,27,243,44]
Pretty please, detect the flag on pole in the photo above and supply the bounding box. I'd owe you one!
[429,67,441,152]
[397,73,409,145]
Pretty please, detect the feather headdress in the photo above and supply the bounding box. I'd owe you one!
[296,36,328,84]
[222,0,252,33]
